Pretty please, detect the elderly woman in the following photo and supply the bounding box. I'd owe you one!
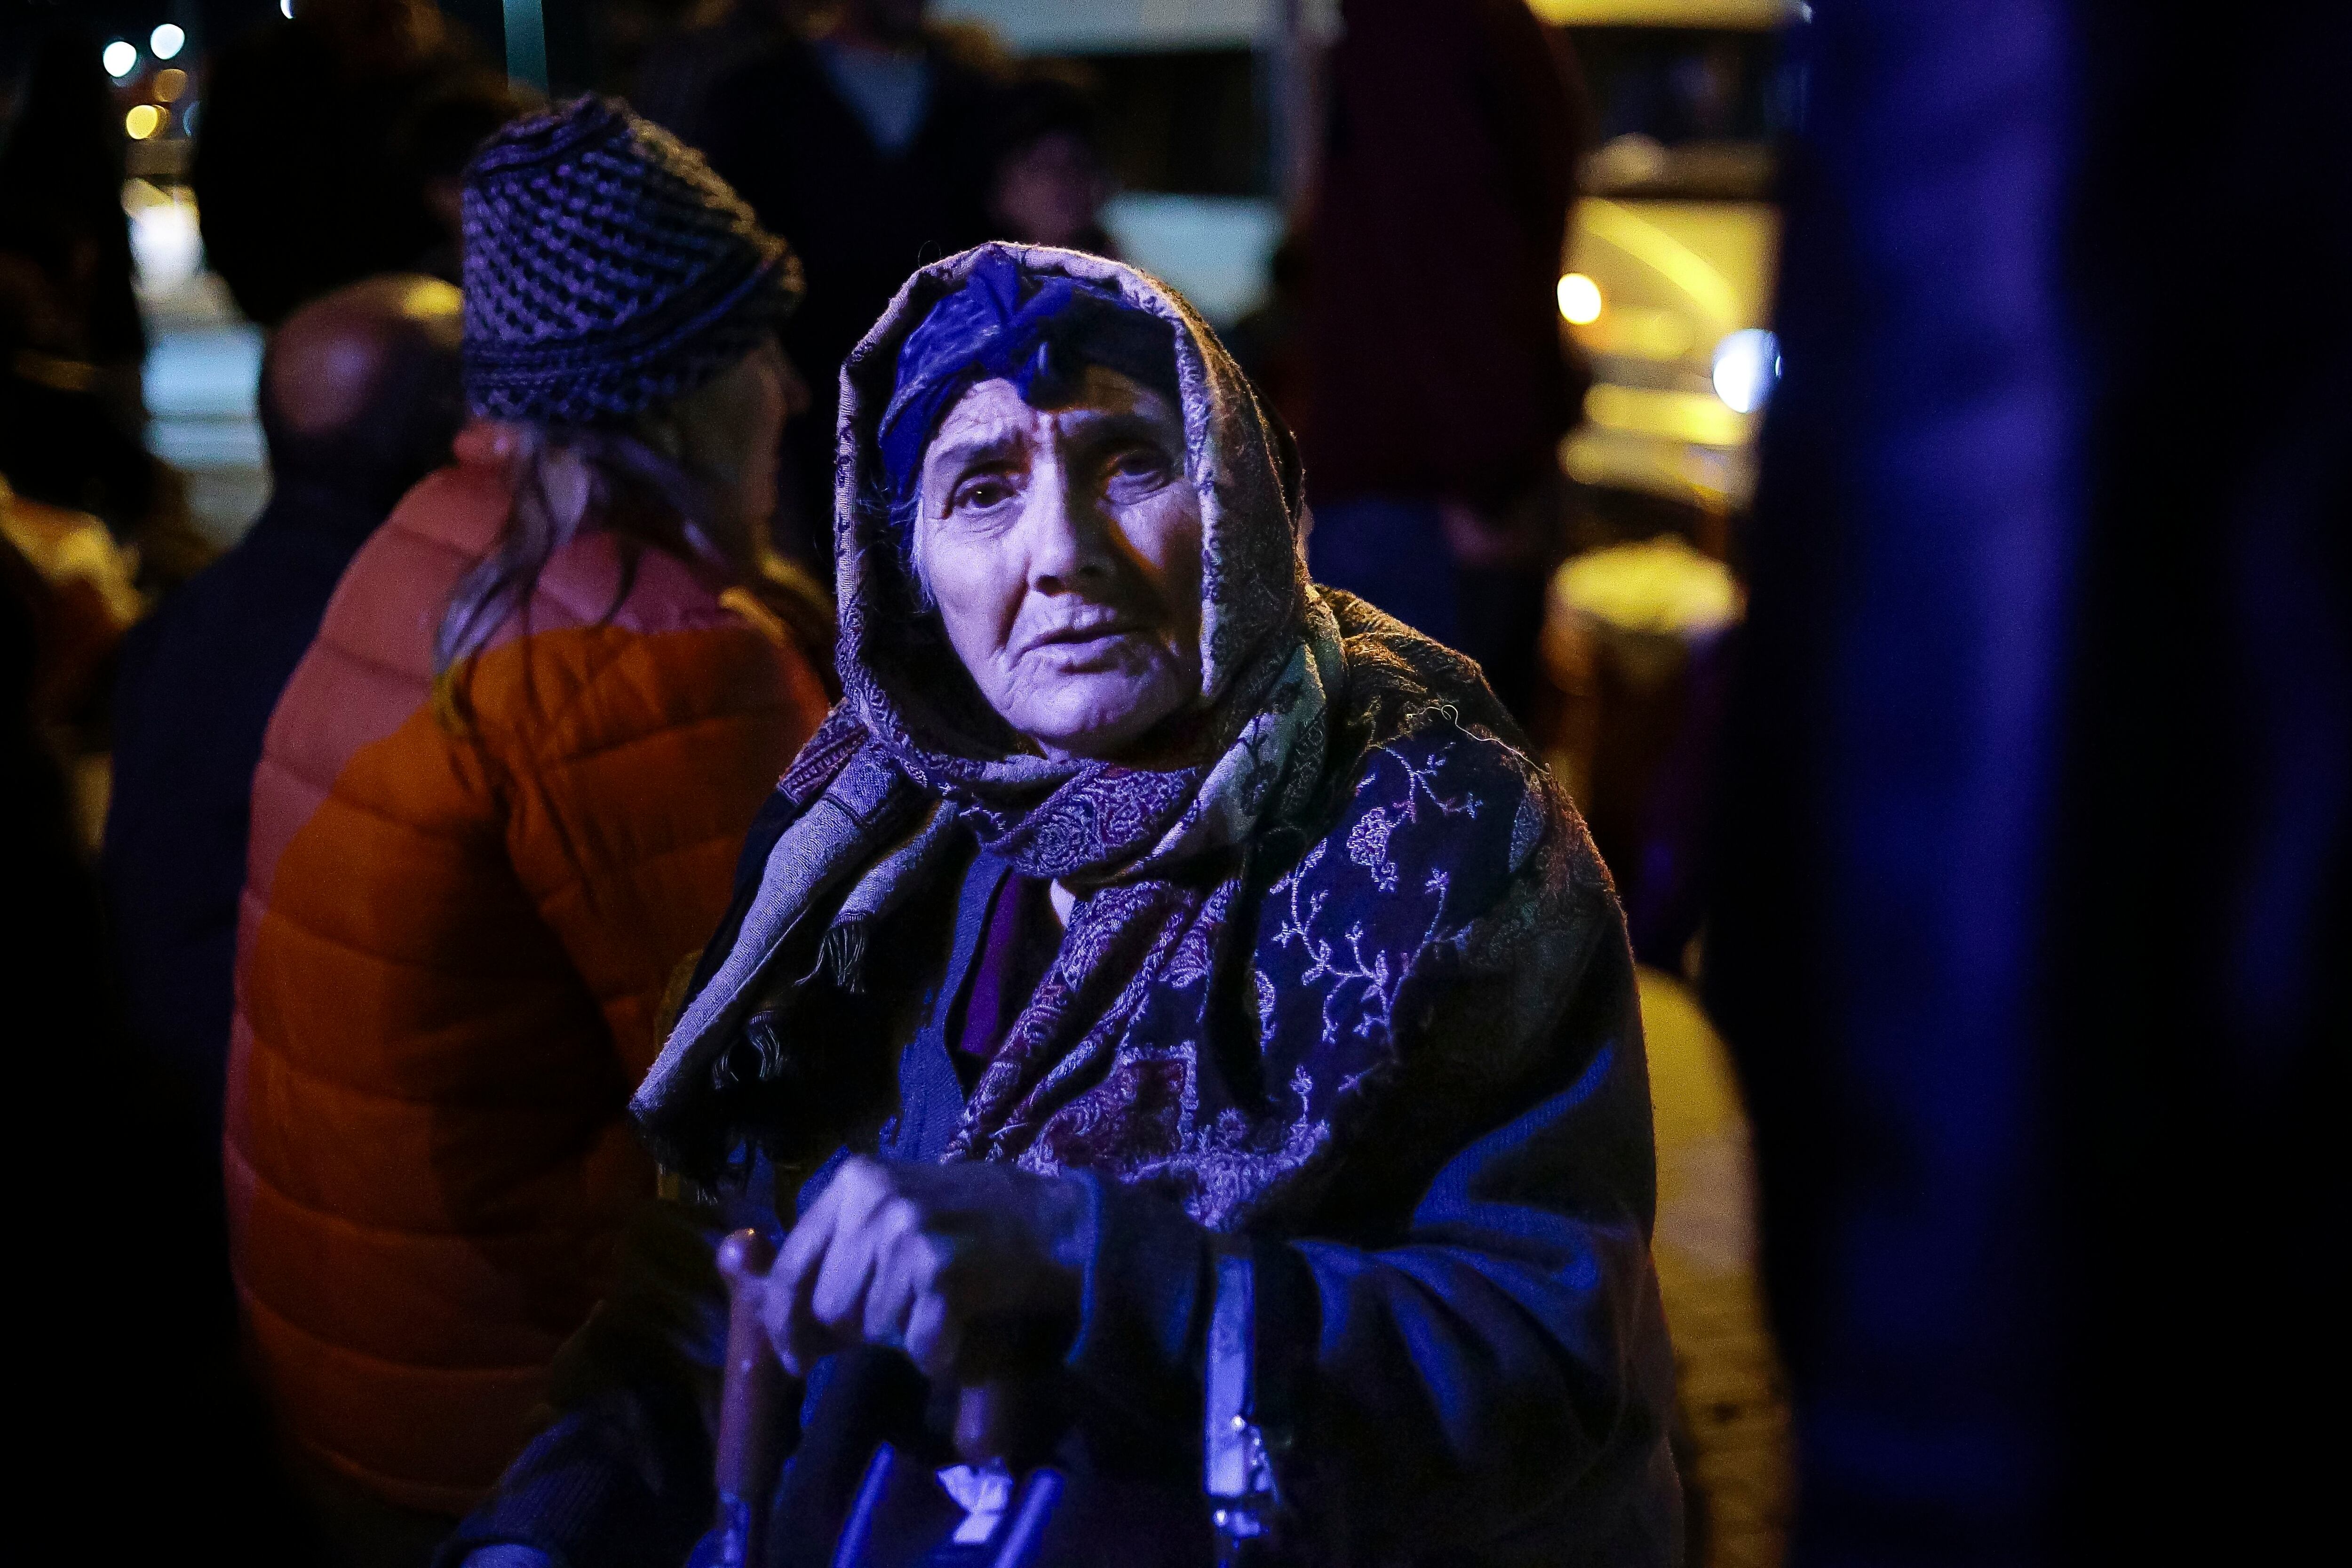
[450,246,1678,1568]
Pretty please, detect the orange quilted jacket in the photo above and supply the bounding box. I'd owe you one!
[225,442,829,1512]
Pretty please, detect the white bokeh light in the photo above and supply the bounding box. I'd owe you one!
[1711,328,1781,415]
[151,24,186,60]
[125,182,205,293]
[103,39,140,79]
[1556,272,1603,326]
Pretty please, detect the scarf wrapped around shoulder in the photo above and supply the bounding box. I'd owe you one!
[633,246,1598,1230]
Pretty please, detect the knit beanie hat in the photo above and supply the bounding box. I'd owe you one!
[460,97,802,425]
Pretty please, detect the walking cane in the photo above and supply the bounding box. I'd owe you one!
[704,1227,786,1568]
[705,1228,1064,1568]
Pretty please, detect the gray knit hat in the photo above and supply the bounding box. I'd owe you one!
[460,97,802,425]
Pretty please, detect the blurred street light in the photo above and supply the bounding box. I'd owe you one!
[155,69,189,102]
[1710,328,1780,414]
[103,40,140,79]
[1558,272,1605,325]
[151,24,186,61]
[126,103,163,140]
[125,180,206,293]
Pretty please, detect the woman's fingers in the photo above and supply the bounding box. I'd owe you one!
[759,1157,1083,1379]
[769,1157,879,1375]
[805,1221,882,1339]
[903,1287,961,1382]
[863,1206,956,1353]
[770,1232,838,1378]
[860,1235,924,1355]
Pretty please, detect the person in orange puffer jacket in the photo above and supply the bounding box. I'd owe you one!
[226,99,834,1552]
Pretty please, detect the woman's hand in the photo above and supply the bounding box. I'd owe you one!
[759,1156,1089,1381]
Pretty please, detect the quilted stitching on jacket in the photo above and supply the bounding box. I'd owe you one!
[226,456,828,1512]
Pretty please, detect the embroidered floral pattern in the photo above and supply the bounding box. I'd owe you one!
[637,246,1606,1230]
[951,698,1560,1228]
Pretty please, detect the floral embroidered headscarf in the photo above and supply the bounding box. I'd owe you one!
[634,245,1588,1234]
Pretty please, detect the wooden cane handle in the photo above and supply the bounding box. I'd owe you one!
[715,1228,783,1507]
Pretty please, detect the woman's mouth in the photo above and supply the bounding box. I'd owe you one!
[1022,618,1152,669]
[1027,616,1137,648]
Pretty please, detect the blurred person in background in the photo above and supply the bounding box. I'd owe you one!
[5,530,320,1568]
[0,29,204,592]
[686,0,1003,563]
[390,72,535,283]
[105,275,466,1170]
[625,0,807,148]
[224,101,834,1561]
[588,0,716,109]
[1226,231,1310,439]
[1302,0,1589,721]
[1703,6,2349,1563]
[194,0,501,327]
[985,72,1118,255]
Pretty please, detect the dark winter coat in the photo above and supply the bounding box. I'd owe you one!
[103,479,387,1132]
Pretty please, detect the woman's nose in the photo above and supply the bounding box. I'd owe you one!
[1019,462,1117,592]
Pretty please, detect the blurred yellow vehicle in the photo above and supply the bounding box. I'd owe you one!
[1535,0,1797,510]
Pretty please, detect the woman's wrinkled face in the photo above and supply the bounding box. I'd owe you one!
[914,367,1203,760]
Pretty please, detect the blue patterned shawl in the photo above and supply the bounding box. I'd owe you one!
[634,245,1606,1230]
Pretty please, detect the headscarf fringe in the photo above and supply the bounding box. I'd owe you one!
[819,921,869,995]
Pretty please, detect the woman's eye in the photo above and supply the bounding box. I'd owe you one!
[1104,447,1171,489]
[952,477,1015,512]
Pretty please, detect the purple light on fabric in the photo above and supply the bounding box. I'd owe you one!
[948,871,1061,1091]
[878,251,1178,500]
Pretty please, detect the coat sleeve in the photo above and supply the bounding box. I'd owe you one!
[1063,860,1682,1562]
[497,624,821,1081]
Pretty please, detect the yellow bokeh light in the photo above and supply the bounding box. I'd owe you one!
[154,68,188,102]
[125,103,163,140]
[1557,272,1604,325]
